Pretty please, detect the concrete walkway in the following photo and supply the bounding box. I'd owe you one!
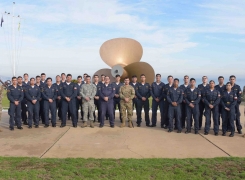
[0,110,244,159]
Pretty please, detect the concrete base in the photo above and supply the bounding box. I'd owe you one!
[0,108,244,159]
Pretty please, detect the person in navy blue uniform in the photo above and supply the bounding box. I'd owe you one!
[215,76,226,126]
[179,75,190,129]
[203,80,220,135]
[221,82,237,137]
[7,77,24,130]
[112,75,123,122]
[61,73,66,84]
[99,76,115,128]
[184,78,201,134]
[99,74,110,120]
[60,74,77,127]
[130,75,138,111]
[167,78,183,133]
[76,76,84,121]
[39,73,46,124]
[162,75,174,129]
[135,74,151,127]
[93,75,101,122]
[21,73,30,125]
[230,75,242,134]
[150,74,165,127]
[53,75,62,120]
[42,78,57,127]
[25,78,41,128]
[197,76,209,130]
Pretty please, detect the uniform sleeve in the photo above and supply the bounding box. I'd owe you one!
[231,92,237,107]
[19,87,24,102]
[184,90,190,105]
[129,87,135,100]
[162,86,167,99]
[99,87,105,100]
[90,85,97,100]
[213,91,220,106]
[60,84,66,99]
[108,87,115,100]
[203,91,209,106]
[135,84,142,99]
[194,90,201,104]
[176,90,183,104]
[7,88,15,103]
[159,84,165,100]
[80,86,86,99]
[53,89,57,101]
[42,88,49,101]
[150,83,156,99]
[71,84,77,99]
[146,84,151,99]
[119,86,125,100]
[166,90,172,104]
[25,88,32,101]
[37,88,41,100]
[237,86,242,104]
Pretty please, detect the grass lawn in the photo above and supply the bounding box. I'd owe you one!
[0,157,244,179]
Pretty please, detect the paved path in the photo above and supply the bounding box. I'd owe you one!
[0,109,244,159]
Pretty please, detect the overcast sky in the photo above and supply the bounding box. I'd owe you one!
[0,0,245,85]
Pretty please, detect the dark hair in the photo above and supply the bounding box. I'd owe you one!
[184,75,189,78]
[101,74,105,77]
[115,75,120,78]
[140,74,145,77]
[67,74,72,77]
[61,73,66,76]
[218,76,224,79]
[77,75,82,79]
[12,76,17,80]
[174,78,179,82]
[41,73,46,76]
[105,76,110,79]
[229,75,236,79]
[83,73,88,76]
[226,82,231,85]
[202,76,207,79]
[190,78,196,82]
[46,77,52,81]
[17,76,22,79]
[167,75,173,79]
[36,75,41,79]
[156,74,161,77]
[23,73,28,76]
[56,75,60,78]
[209,80,215,84]
[94,75,99,78]
[124,77,129,80]
[30,77,35,81]
[86,75,91,78]
[132,75,137,78]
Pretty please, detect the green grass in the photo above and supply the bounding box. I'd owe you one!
[0,157,245,179]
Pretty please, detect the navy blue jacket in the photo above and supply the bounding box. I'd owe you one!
[60,82,77,100]
[203,89,220,106]
[94,82,101,96]
[198,84,210,96]
[25,85,41,102]
[150,82,165,100]
[76,82,84,96]
[7,85,24,103]
[221,91,237,108]
[163,83,173,99]
[231,84,242,104]
[53,83,62,96]
[135,83,151,99]
[215,84,226,94]
[184,87,201,105]
[167,87,183,105]
[42,85,57,101]
[99,84,115,102]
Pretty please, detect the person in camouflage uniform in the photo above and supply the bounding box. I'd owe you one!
[119,77,135,128]
[0,84,3,132]
[80,75,97,128]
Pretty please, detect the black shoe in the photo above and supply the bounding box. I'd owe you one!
[222,132,226,136]
[80,118,83,120]
[28,126,32,129]
[185,130,190,134]
[163,126,168,129]
[177,130,181,133]
[52,124,56,127]
[168,129,172,133]
[110,125,114,128]
[199,127,201,130]
[195,131,198,134]
[229,133,234,137]
[35,125,39,128]
[68,118,71,120]
[150,125,156,127]
[174,127,177,130]
[9,127,14,131]
[137,124,141,127]
[60,125,66,128]
[42,122,45,124]
[106,117,109,120]
[44,125,49,128]
[59,118,61,120]
[215,133,218,136]
[23,121,28,125]
[17,126,23,130]
[161,125,164,128]
[238,130,242,134]
[99,125,103,128]
[204,132,208,135]
[146,124,150,127]
[73,125,77,128]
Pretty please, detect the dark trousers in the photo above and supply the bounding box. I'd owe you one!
[168,105,182,131]
[204,105,219,133]
[222,107,235,133]
[100,101,114,126]
[44,100,56,125]
[186,104,199,132]
[235,103,242,131]
[56,99,62,119]
[21,100,27,122]
[181,103,187,128]
[9,103,21,128]
[113,98,122,121]
[93,99,101,121]
[136,99,150,125]
[162,100,169,127]
[27,101,40,126]
[61,99,77,126]
[76,98,83,120]
[151,99,164,126]
[39,99,45,123]
[198,101,205,128]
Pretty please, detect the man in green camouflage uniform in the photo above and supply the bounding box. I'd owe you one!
[119,77,135,128]
[0,84,4,132]
[80,75,97,128]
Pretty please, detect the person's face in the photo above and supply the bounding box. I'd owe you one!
[156,75,161,82]
[124,78,130,85]
[190,80,196,87]
[24,75,28,81]
[101,76,105,81]
[105,77,110,84]
[174,80,179,87]
[210,81,215,88]
[184,76,189,83]
[226,84,231,90]
[17,78,22,84]
[36,77,41,83]
[141,76,146,82]
[202,76,208,83]
[230,77,236,84]
[56,76,61,82]
[86,77,91,84]
[168,77,173,84]
[61,75,66,80]
[30,79,35,85]
[83,75,87,79]
[41,75,46,81]
[218,78,224,85]
[94,76,99,82]
[66,76,72,82]
[77,78,82,84]
[12,78,17,85]
[132,77,137,83]
[116,76,120,82]
[47,79,52,86]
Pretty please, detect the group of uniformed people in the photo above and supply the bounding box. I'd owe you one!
[7,72,244,137]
